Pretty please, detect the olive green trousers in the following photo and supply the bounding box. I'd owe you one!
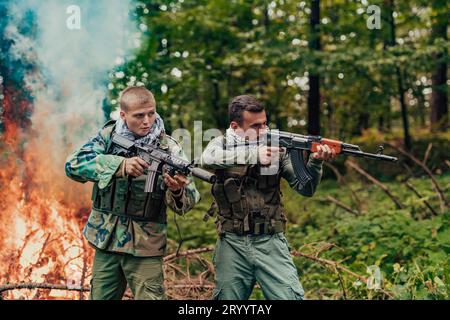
[212,232,304,300]
[90,248,165,300]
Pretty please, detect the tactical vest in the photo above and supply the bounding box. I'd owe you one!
[91,121,167,223]
[208,137,287,235]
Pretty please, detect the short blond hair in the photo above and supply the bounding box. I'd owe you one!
[120,86,155,111]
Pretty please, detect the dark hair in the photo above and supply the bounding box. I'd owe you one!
[228,95,264,124]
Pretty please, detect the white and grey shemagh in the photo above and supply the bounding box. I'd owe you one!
[225,127,259,148]
[225,126,281,175]
[225,126,259,163]
[114,113,165,146]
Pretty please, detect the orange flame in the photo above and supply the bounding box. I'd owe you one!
[0,90,94,300]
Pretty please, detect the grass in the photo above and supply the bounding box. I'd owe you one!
[167,170,450,299]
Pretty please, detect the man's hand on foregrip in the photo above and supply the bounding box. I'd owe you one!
[164,173,190,193]
[312,144,337,161]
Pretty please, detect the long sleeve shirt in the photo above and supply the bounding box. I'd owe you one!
[200,135,323,197]
[65,123,200,257]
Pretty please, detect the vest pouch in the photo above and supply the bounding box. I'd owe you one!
[257,175,268,189]
[125,176,148,218]
[258,173,279,190]
[112,177,128,213]
[92,183,99,201]
[92,183,101,208]
[223,178,241,203]
[144,191,167,223]
[98,183,113,211]
[262,188,280,205]
[223,178,246,219]
[266,174,279,187]
[212,183,232,218]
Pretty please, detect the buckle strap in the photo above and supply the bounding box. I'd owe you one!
[218,218,285,235]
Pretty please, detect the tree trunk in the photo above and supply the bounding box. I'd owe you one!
[385,0,412,150]
[429,1,448,131]
[307,0,321,135]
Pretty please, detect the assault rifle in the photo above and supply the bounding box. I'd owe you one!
[111,133,216,192]
[227,130,398,187]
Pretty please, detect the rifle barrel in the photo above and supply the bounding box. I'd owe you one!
[223,132,398,162]
[342,149,398,162]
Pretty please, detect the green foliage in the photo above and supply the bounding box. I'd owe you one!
[106,0,449,138]
[167,173,450,300]
[100,0,449,300]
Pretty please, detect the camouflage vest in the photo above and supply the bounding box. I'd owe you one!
[91,121,167,223]
[208,137,287,235]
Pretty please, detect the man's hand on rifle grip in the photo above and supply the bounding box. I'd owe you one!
[125,157,150,177]
[258,146,282,166]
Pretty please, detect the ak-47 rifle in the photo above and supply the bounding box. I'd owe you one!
[227,130,398,187]
[111,133,216,192]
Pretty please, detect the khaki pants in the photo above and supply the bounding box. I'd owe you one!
[212,232,304,300]
[90,248,165,300]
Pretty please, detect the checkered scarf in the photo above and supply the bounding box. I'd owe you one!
[115,113,165,145]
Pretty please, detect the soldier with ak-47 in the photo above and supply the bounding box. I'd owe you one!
[200,95,397,300]
[65,87,205,300]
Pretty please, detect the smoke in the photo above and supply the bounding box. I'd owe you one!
[0,1,139,296]
[4,0,136,143]
[0,0,139,202]
[0,0,138,252]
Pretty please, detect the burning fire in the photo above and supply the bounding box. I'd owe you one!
[0,89,94,300]
[0,0,214,300]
